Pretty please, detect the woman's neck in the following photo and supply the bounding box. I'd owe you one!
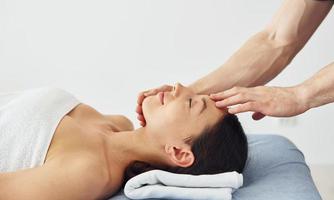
[103,127,170,172]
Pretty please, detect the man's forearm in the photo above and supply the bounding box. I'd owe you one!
[298,62,334,111]
[188,0,333,95]
[189,31,299,95]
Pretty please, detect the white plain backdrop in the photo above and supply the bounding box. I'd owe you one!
[1,0,333,165]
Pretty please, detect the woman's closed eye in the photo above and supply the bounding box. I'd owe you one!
[188,98,192,108]
[188,97,208,114]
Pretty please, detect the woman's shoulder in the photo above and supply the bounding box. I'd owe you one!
[104,115,134,132]
[60,155,123,197]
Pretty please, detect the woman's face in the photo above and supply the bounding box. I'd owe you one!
[142,83,226,142]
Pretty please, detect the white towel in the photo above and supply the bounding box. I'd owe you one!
[0,87,80,172]
[124,170,243,200]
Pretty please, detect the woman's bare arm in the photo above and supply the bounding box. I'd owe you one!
[0,159,108,200]
[189,0,333,94]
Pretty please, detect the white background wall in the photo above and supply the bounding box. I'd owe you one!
[1,0,333,165]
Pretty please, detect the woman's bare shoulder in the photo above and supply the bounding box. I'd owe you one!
[104,115,134,132]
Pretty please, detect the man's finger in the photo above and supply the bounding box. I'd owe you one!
[139,114,146,126]
[228,102,258,114]
[137,92,147,105]
[252,112,265,120]
[137,88,157,105]
[160,85,173,91]
[144,89,159,96]
[138,85,173,104]
[136,104,143,114]
[210,86,245,101]
[215,93,252,108]
[137,114,145,122]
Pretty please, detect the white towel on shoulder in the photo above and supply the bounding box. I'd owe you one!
[124,170,243,200]
[0,87,80,172]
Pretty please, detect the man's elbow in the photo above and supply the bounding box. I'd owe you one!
[259,29,300,65]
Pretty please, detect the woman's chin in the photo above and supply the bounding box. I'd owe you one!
[142,96,160,112]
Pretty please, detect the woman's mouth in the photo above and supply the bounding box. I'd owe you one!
[158,92,164,105]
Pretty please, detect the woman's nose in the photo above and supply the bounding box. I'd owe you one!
[173,82,186,97]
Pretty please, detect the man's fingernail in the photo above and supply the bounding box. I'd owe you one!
[227,108,236,114]
[215,101,224,107]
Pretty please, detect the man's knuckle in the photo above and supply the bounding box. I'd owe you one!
[249,102,257,108]
[232,86,239,91]
[221,100,228,105]
[263,101,271,107]
[239,93,246,99]
[240,103,249,110]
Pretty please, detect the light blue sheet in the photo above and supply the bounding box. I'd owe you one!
[109,134,321,200]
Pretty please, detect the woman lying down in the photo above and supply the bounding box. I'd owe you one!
[0,83,248,199]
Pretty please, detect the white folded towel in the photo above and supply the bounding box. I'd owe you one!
[124,170,243,200]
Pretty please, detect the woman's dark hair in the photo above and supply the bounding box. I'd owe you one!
[123,114,248,186]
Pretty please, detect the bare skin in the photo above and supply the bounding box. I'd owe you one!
[0,84,224,200]
[136,0,334,124]
[0,104,135,200]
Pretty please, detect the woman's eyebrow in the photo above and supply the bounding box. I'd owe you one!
[199,98,207,114]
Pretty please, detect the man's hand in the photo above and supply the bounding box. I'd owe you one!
[210,86,309,120]
[136,84,174,126]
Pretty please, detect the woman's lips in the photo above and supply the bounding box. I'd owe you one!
[158,92,164,105]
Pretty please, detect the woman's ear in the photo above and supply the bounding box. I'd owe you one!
[164,144,194,168]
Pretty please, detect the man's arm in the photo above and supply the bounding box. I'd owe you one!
[300,62,334,110]
[208,61,334,120]
[189,0,333,95]
[135,0,333,125]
